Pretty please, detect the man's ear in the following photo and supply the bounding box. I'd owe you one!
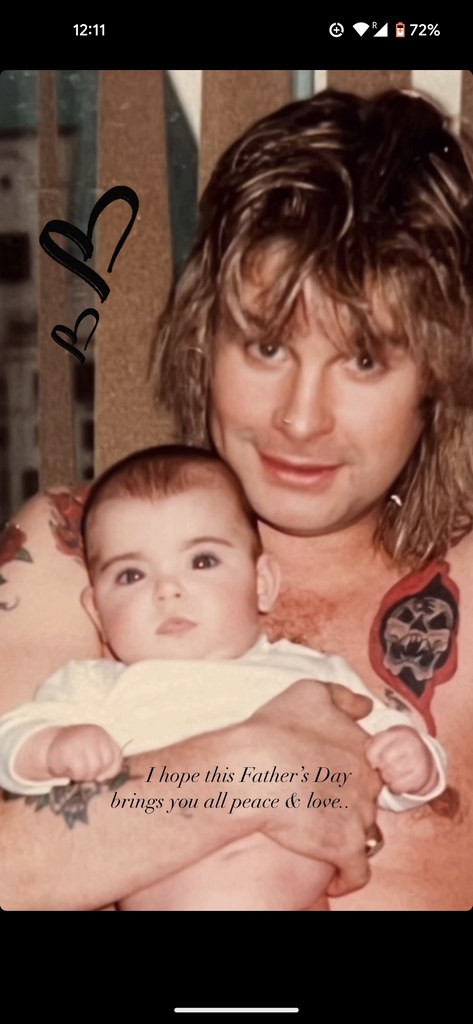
[256,553,281,613]
[81,586,103,639]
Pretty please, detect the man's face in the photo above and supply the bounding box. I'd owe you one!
[84,485,272,664]
[210,268,424,537]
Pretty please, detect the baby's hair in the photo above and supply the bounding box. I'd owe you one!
[81,445,263,572]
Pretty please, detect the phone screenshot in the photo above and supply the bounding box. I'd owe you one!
[0,13,471,1017]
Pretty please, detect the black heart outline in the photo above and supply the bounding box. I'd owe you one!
[51,307,100,364]
[88,185,140,273]
[39,185,140,301]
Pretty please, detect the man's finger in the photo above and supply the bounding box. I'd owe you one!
[328,683,373,721]
[326,850,372,897]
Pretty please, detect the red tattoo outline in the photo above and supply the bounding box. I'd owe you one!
[47,485,91,563]
[369,560,459,734]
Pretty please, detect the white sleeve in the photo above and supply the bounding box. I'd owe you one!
[343,670,448,812]
[0,660,124,795]
[254,642,449,813]
[376,732,448,812]
[304,652,448,813]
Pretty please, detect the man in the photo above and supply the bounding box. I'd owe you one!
[0,87,472,910]
[153,87,473,910]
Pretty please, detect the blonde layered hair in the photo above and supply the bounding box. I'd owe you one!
[152,89,473,568]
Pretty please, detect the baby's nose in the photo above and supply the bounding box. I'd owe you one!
[154,577,182,600]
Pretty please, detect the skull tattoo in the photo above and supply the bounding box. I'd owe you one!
[381,575,458,697]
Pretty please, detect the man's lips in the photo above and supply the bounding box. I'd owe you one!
[156,618,197,635]
[258,452,342,486]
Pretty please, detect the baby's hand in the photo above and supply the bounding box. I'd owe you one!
[47,725,124,782]
[365,726,438,796]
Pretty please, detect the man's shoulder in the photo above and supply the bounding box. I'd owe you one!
[448,530,473,583]
[5,483,90,560]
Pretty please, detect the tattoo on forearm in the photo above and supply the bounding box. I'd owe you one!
[0,523,33,611]
[47,485,91,564]
[2,762,138,829]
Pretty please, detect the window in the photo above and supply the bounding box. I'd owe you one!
[0,469,10,513]
[73,362,94,404]
[81,419,94,451]
[0,233,31,282]
[22,467,39,500]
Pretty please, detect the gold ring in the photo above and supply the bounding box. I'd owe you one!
[365,825,384,858]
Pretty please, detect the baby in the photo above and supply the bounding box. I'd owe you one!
[0,446,446,910]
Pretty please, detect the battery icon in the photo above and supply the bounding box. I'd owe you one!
[396,22,406,37]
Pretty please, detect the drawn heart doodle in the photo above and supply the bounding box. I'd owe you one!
[39,185,139,302]
[41,184,139,363]
[51,308,100,365]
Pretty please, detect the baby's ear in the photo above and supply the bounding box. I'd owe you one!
[256,553,281,613]
[81,585,103,637]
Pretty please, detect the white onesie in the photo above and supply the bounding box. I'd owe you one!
[0,635,446,809]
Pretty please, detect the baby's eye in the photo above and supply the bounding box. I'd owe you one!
[116,568,144,585]
[192,553,220,570]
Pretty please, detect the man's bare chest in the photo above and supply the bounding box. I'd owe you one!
[263,549,472,743]
[262,537,473,908]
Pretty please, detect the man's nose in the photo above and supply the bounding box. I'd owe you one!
[277,364,335,439]
[154,576,182,600]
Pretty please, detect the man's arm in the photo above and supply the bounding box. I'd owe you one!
[0,490,101,712]
[0,681,380,910]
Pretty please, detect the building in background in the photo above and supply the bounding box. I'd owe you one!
[0,70,97,524]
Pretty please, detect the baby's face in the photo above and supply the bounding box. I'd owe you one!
[84,484,276,663]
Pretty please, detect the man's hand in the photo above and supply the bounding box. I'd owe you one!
[235,679,382,897]
[326,682,374,722]
[47,724,124,782]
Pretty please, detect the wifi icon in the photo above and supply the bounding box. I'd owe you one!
[353,22,370,36]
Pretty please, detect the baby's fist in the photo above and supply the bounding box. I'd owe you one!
[366,726,437,795]
[47,724,123,782]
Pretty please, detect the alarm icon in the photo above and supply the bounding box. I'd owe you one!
[396,22,406,37]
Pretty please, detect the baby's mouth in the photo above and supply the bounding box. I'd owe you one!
[156,618,197,635]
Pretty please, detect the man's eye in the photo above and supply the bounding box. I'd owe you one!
[116,568,144,585]
[192,553,219,570]
[346,351,382,375]
[246,341,286,363]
